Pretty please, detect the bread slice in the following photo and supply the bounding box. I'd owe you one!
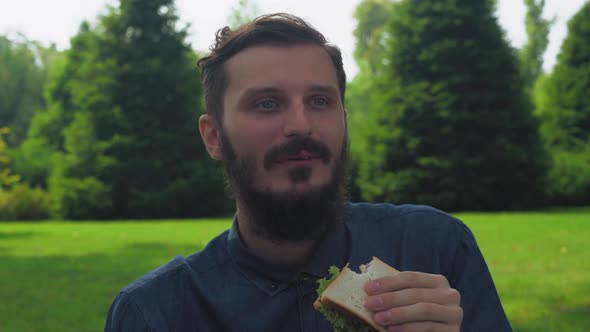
[315,257,399,332]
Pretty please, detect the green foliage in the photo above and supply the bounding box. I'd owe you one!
[48,111,114,219]
[348,0,395,137]
[48,172,112,220]
[352,0,394,74]
[545,147,590,204]
[347,0,396,201]
[10,134,53,189]
[535,2,590,150]
[534,3,590,205]
[347,64,380,201]
[519,0,554,96]
[0,35,62,147]
[0,128,20,189]
[16,23,96,189]
[227,0,260,29]
[30,0,230,219]
[0,183,51,220]
[358,0,547,211]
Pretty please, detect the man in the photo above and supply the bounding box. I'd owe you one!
[105,13,511,332]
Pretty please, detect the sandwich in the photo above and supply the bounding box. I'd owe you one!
[314,257,400,332]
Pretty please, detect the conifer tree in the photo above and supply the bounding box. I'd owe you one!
[48,0,229,218]
[359,0,547,211]
[534,2,590,204]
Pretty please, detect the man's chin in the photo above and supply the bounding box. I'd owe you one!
[239,176,344,243]
[264,181,331,196]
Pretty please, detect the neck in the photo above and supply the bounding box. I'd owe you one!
[236,203,319,268]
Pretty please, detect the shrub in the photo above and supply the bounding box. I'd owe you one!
[0,184,52,221]
[49,175,112,220]
[546,147,590,206]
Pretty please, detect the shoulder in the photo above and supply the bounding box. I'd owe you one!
[122,230,231,297]
[345,202,476,276]
[348,202,463,229]
[120,255,191,295]
[346,202,471,259]
[106,230,232,330]
[105,257,191,331]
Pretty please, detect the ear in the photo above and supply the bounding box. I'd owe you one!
[199,114,223,160]
[344,108,349,129]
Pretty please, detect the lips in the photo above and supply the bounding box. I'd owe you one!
[263,137,331,171]
[277,151,321,163]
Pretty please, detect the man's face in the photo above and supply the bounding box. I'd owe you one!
[221,44,347,196]
[213,44,349,242]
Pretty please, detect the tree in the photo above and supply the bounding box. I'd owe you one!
[519,0,554,96]
[534,2,590,204]
[358,0,547,211]
[348,0,394,119]
[14,22,97,189]
[352,0,394,75]
[227,0,260,29]
[48,111,113,219]
[348,0,394,116]
[347,0,396,200]
[0,128,20,189]
[0,35,60,147]
[38,0,229,219]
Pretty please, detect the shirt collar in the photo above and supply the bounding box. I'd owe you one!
[226,209,350,296]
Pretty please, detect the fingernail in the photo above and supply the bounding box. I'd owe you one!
[367,281,381,293]
[366,296,383,309]
[374,311,391,324]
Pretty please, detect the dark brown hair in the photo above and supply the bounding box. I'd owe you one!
[198,13,346,124]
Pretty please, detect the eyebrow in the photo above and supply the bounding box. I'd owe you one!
[307,85,339,95]
[240,85,339,101]
[240,87,284,101]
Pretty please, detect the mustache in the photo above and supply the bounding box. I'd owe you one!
[263,137,332,170]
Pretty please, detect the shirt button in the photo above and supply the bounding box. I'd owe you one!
[270,283,277,290]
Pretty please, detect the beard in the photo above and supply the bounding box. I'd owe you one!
[220,131,350,244]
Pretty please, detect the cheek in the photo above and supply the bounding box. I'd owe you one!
[322,119,346,154]
[224,116,280,157]
[230,131,276,168]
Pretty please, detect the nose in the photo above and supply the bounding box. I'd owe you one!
[283,101,312,137]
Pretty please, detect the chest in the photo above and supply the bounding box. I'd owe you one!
[155,274,335,332]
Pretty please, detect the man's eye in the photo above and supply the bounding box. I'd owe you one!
[311,96,329,108]
[256,100,279,110]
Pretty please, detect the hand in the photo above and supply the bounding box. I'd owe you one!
[364,271,462,332]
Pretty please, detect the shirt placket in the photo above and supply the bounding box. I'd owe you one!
[296,273,324,332]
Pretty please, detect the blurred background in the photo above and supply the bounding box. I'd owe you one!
[0,0,588,331]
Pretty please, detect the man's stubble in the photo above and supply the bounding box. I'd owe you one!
[219,129,350,244]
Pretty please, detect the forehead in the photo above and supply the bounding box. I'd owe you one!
[223,44,340,95]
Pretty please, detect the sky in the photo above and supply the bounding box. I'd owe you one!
[0,0,587,78]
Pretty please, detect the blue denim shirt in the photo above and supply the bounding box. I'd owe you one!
[105,203,511,331]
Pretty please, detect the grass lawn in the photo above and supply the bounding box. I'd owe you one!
[455,208,590,331]
[1,208,589,331]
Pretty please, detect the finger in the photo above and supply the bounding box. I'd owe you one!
[366,287,461,311]
[386,321,459,332]
[373,302,463,326]
[366,272,450,295]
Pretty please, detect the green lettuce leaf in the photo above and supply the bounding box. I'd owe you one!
[315,266,376,332]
